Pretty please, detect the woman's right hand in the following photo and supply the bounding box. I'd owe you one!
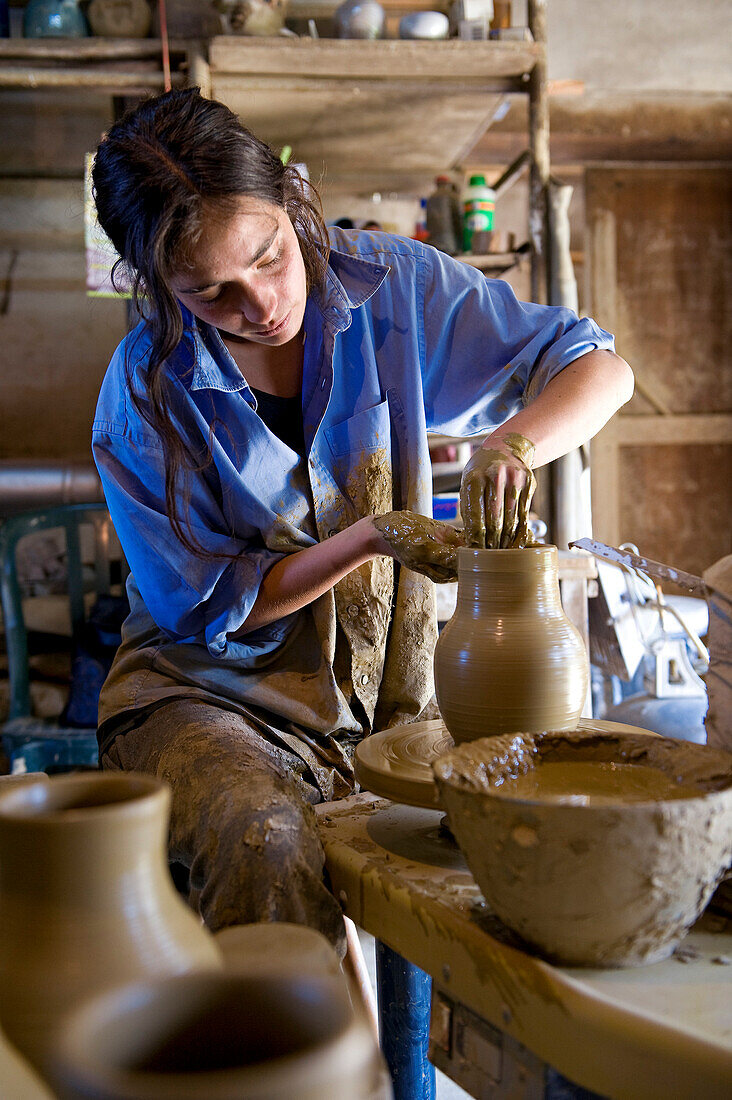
[372,511,465,583]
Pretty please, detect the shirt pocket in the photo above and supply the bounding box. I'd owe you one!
[324,398,393,516]
[324,397,391,458]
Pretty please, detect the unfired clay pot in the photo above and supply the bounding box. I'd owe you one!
[48,970,389,1100]
[0,772,221,1073]
[433,730,732,967]
[434,546,589,743]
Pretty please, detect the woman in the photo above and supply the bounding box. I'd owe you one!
[91,88,633,952]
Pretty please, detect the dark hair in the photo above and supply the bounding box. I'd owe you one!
[92,86,330,556]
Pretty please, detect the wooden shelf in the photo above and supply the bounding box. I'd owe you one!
[0,35,543,197]
[0,37,188,94]
[208,37,542,196]
[458,250,528,274]
[208,37,540,83]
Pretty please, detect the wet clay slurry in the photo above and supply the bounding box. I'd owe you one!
[460,431,537,549]
[434,731,732,967]
[353,717,662,810]
[500,432,536,470]
[493,760,703,805]
[373,511,465,583]
[434,546,589,742]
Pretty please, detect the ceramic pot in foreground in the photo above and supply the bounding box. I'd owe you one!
[48,969,391,1100]
[0,772,221,1074]
[434,546,589,742]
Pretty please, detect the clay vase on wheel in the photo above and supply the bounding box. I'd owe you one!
[0,772,221,1075]
[434,546,589,742]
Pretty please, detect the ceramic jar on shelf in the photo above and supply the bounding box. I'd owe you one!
[87,0,152,38]
[22,0,89,37]
[434,545,589,743]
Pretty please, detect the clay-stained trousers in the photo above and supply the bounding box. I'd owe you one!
[101,699,347,956]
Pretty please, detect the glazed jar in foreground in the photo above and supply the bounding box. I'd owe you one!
[0,772,221,1075]
[434,546,589,742]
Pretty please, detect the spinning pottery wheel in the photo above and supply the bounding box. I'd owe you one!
[355,717,658,809]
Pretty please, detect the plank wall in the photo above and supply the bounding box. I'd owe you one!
[586,166,732,578]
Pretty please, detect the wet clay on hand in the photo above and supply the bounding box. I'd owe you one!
[374,511,465,583]
[460,431,537,549]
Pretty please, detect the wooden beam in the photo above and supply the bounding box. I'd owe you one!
[0,70,181,92]
[527,0,549,305]
[589,422,621,548]
[612,414,732,446]
[0,38,188,61]
[209,37,541,82]
[187,42,211,98]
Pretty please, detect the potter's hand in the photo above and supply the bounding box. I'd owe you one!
[373,511,465,583]
[460,432,537,549]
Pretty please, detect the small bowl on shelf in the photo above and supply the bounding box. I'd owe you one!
[433,729,732,968]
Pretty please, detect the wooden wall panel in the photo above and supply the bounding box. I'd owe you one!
[619,443,732,578]
[586,166,732,576]
[610,169,732,415]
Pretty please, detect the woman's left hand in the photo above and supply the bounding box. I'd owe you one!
[460,432,537,549]
[372,511,465,583]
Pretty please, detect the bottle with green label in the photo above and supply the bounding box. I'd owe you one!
[461,173,496,253]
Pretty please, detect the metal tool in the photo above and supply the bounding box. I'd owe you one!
[570,537,712,741]
[568,538,709,596]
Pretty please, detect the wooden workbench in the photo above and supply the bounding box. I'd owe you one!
[317,794,732,1099]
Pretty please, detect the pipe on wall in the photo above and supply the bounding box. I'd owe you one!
[0,460,103,517]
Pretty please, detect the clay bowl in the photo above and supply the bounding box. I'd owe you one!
[433,730,732,968]
[48,970,387,1100]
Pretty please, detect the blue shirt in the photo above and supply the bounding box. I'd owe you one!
[92,228,614,739]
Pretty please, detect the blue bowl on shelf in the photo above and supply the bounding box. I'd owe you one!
[23,0,89,38]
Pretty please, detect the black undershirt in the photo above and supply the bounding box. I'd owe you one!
[251,388,305,457]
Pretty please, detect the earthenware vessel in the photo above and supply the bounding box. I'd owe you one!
[434,546,589,742]
[47,969,390,1100]
[87,0,151,38]
[334,0,384,39]
[434,730,732,967]
[0,1025,54,1100]
[22,0,89,36]
[0,773,221,1074]
[399,10,449,38]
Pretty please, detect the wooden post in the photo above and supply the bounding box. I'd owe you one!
[528,0,549,305]
[187,41,211,98]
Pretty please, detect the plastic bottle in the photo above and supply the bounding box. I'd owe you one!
[462,173,496,253]
[425,175,462,255]
[413,197,430,243]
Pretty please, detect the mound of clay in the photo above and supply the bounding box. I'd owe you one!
[433,730,732,968]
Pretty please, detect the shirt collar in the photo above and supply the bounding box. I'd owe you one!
[326,246,390,309]
[188,248,390,392]
[187,310,251,394]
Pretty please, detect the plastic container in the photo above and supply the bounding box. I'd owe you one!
[461,173,496,253]
[425,176,462,255]
[413,197,430,243]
